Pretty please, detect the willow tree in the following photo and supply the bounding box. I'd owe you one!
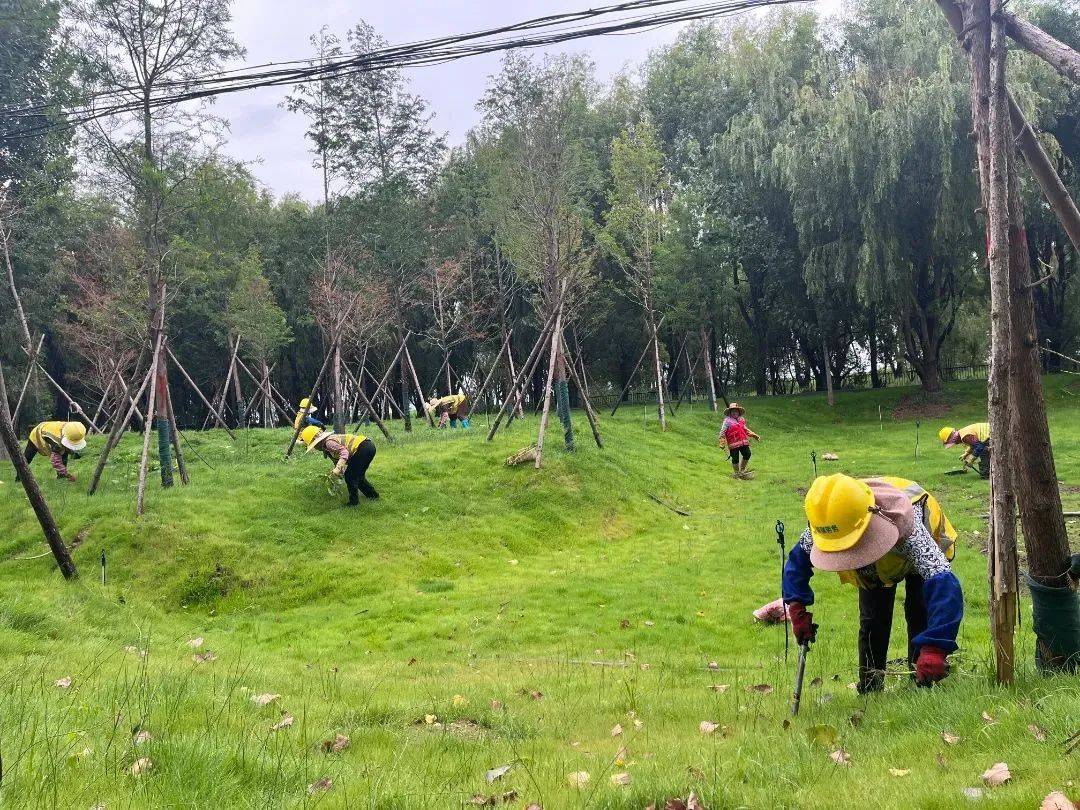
[599,122,670,428]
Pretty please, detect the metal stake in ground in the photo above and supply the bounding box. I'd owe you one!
[810,450,818,480]
[775,520,789,662]
[791,633,816,717]
[914,420,921,466]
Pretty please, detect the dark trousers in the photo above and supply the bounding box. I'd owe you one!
[344,439,378,504]
[858,574,928,693]
[19,441,68,480]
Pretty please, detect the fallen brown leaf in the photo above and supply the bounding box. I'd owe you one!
[889,768,910,777]
[981,762,1011,787]
[468,794,495,807]
[502,791,519,804]
[270,713,294,732]
[611,772,631,786]
[1028,723,1048,742]
[485,764,511,783]
[54,676,72,689]
[941,731,961,745]
[829,749,852,767]
[133,730,152,745]
[129,757,152,776]
[251,693,280,707]
[490,700,504,711]
[981,711,996,724]
[962,787,985,800]
[192,651,217,664]
[307,777,332,795]
[849,710,864,728]
[809,677,822,688]
[611,723,623,737]
[321,733,350,754]
[709,684,729,693]
[748,684,773,694]
[186,637,204,649]
[699,720,720,735]
[1041,792,1078,810]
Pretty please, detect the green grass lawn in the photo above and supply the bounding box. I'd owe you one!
[1,377,1078,808]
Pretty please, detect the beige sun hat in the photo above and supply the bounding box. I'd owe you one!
[808,479,915,572]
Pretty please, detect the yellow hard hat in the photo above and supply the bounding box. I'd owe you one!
[938,426,955,445]
[804,473,875,552]
[61,422,87,452]
[300,397,312,409]
[299,425,321,446]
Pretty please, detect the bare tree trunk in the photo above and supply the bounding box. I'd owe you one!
[230,338,245,427]
[0,361,77,579]
[12,333,44,425]
[700,325,718,412]
[136,338,163,516]
[332,342,344,432]
[647,310,667,430]
[404,345,436,427]
[164,372,188,485]
[166,346,236,438]
[978,0,1019,683]
[822,334,835,407]
[535,309,563,469]
[0,199,32,352]
[563,334,603,449]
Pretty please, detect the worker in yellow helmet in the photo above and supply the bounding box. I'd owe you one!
[293,397,326,432]
[23,421,88,481]
[782,473,963,693]
[938,423,991,478]
[426,391,470,428]
[299,425,378,506]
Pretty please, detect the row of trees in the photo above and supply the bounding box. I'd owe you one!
[2,0,1078,435]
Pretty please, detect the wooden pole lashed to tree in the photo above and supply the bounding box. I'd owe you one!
[1002,11,1080,88]
[562,336,603,449]
[403,343,437,428]
[12,332,44,424]
[534,307,564,469]
[87,362,155,496]
[471,328,515,415]
[0,361,78,579]
[135,335,164,516]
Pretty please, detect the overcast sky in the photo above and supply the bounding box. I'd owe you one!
[214,0,841,201]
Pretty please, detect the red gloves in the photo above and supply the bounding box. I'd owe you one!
[916,646,949,685]
[787,602,816,644]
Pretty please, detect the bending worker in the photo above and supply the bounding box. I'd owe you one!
[426,391,470,428]
[24,420,87,481]
[939,423,990,478]
[299,426,378,506]
[782,474,963,693]
[293,397,325,432]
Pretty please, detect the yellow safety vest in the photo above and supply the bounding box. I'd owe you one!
[29,421,68,455]
[959,423,991,443]
[326,433,368,454]
[838,477,957,589]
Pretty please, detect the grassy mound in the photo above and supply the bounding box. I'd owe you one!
[1,378,1078,807]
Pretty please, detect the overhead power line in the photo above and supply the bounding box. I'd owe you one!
[1,0,809,140]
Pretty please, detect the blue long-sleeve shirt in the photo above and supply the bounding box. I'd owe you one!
[782,504,963,652]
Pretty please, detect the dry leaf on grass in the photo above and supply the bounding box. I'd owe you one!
[709,684,729,693]
[981,762,1011,787]
[699,721,720,735]
[981,711,996,724]
[633,718,644,731]
[502,792,518,804]
[192,651,217,664]
[941,731,961,745]
[963,787,985,800]
[829,749,852,766]
[485,764,511,783]
[490,700,503,711]
[54,676,72,689]
[251,693,280,707]
[707,661,719,670]
[468,794,495,807]
[186,637,204,648]
[129,758,152,776]
[889,768,910,777]
[321,733,350,754]
[528,691,543,701]
[748,684,773,694]
[271,714,294,732]
[567,771,590,788]
[424,714,438,725]
[611,723,623,737]
[133,730,152,745]
[1041,792,1078,810]
[453,694,469,707]
[1028,724,1048,742]
[850,710,864,728]
[611,772,631,786]
[307,777,332,795]
[525,804,543,810]
[809,677,823,688]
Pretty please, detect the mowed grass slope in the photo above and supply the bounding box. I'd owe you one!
[1,378,1078,809]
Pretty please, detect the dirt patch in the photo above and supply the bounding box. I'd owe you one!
[1058,482,1080,494]
[891,394,953,421]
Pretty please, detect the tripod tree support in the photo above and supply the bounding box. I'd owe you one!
[136,335,164,516]
[534,306,564,469]
[88,362,155,496]
[0,361,78,579]
[166,344,237,439]
[12,332,44,425]
[562,337,603,449]
[610,314,666,417]
[471,328,515,415]
[403,343,437,428]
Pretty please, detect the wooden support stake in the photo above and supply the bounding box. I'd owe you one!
[166,345,237,439]
[339,360,394,442]
[87,363,154,496]
[534,308,564,469]
[1003,11,1080,87]
[673,347,704,414]
[611,315,665,417]
[486,308,563,441]
[0,361,77,579]
[404,344,436,427]
[135,336,164,516]
[562,336,603,449]
[163,372,189,485]
[471,328,515,416]
[12,332,44,423]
